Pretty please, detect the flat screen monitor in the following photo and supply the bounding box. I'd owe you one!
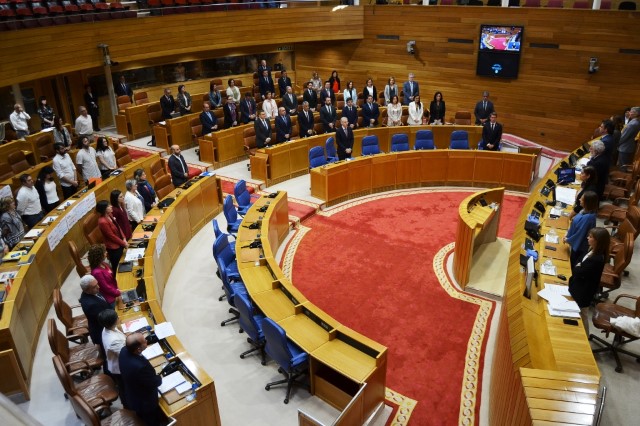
[479,25,524,53]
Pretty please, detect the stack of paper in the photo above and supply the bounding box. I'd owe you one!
[24,228,44,239]
[142,342,164,360]
[555,187,577,206]
[158,371,187,394]
[539,284,580,318]
[550,208,564,217]
[540,263,557,276]
[121,317,149,333]
[545,234,560,244]
[124,248,146,262]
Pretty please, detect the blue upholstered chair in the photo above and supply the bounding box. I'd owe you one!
[223,195,242,234]
[449,130,470,150]
[234,293,267,365]
[213,234,247,327]
[262,317,309,404]
[477,139,501,151]
[234,180,256,216]
[390,133,410,152]
[414,130,435,150]
[325,137,339,162]
[361,135,381,156]
[308,146,327,169]
[213,219,235,254]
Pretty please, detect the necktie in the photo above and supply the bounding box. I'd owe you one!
[305,111,309,120]
[491,123,495,131]
[207,112,212,121]
[122,83,126,91]
[263,119,267,128]
[483,101,486,110]
[328,106,331,115]
[231,105,236,121]
[289,94,293,102]
[248,101,252,114]
[410,82,413,95]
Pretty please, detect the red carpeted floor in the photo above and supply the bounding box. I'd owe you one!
[286,190,526,425]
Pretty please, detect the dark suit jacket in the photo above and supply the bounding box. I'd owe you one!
[275,115,292,143]
[79,292,110,345]
[255,118,272,148]
[240,99,257,124]
[160,95,175,120]
[200,110,217,135]
[278,77,292,97]
[257,65,271,77]
[115,82,133,98]
[474,100,494,124]
[568,254,605,308]
[320,105,337,133]
[84,92,99,116]
[137,180,157,212]
[303,89,318,110]
[298,110,314,138]
[258,77,275,98]
[335,126,354,160]
[341,105,358,128]
[601,134,615,160]
[363,86,378,104]
[177,92,192,116]
[168,154,189,187]
[362,102,380,127]
[119,349,162,418]
[587,153,609,199]
[319,88,336,106]
[223,103,238,129]
[482,122,503,150]
[429,100,446,123]
[402,81,419,105]
[282,93,298,115]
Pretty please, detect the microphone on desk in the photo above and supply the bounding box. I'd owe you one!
[258,205,269,213]
[267,192,279,198]
[241,240,262,249]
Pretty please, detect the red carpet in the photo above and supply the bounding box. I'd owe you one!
[285,190,526,425]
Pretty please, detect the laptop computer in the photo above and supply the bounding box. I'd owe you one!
[556,167,576,185]
[121,289,138,304]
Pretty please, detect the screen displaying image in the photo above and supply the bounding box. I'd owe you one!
[476,52,521,79]
[479,25,523,53]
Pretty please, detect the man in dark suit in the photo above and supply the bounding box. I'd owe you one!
[599,119,615,161]
[255,110,272,148]
[119,333,163,426]
[341,98,359,129]
[402,73,419,106]
[335,117,354,160]
[240,93,257,124]
[275,107,292,143]
[303,82,318,112]
[474,91,494,125]
[160,88,176,120]
[84,85,100,131]
[482,112,503,151]
[362,95,380,127]
[320,81,336,106]
[200,102,218,135]
[587,139,609,200]
[258,70,275,100]
[278,70,292,98]
[223,96,238,129]
[78,275,110,346]
[114,75,133,100]
[168,145,189,187]
[282,86,298,116]
[257,59,271,78]
[298,102,315,138]
[320,97,337,133]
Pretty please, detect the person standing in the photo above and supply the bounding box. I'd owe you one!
[10,104,30,139]
[53,116,72,149]
[208,82,222,109]
[114,75,133,100]
[303,81,318,112]
[320,81,336,107]
[429,91,446,124]
[240,93,257,124]
[402,73,419,106]
[98,309,127,407]
[275,107,292,143]
[223,96,238,129]
[282,86,298,116]
[74,106,94,141]
[320,97,337,133]
[88,244,121,306]
[35,166,60,213]
[134,169,158,213]
[37,96,55,129]
[15,174,44,229]
[160,88,176,120]
[95,137,117,180]
[617,106,640,167]
[336,117,354,161]
[587,140,609,200]
[298,102,315,138]
[119,333,163,426]
[168,145,190,187]
[96,200,128,271]
[75,136,101,183]
[262,91,278,120]
[383,76,398,106]
[110,190,132,241]
[79,274,111,346]
[342,98,359,129]
[254,110,272,148]
[362,95,380,128]
[563,191,598,270]
[407,95,425,126]
[258,69,275,100]
[199,102,218,135]
[482,112,503,151]
[474,91,494,125]
[84,85,100,131]
[278,70,292,98]
[52,143,79,199]
[124,180,146,230]
[177,84,192,116]
[0,197,25,249]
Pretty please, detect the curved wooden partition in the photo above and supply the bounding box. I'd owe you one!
[237,192,387,425]
[489,144,600,424]
[453,187,504,289]
[310,149,534,206]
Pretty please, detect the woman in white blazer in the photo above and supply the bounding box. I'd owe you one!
[124,179,145,229]
[407,95,425,125]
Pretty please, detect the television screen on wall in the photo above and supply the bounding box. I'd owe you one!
[477,25,524,79]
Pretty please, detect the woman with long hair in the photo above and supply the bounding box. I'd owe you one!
[343,80,358,105]
[88,244,121,306]
[329,70,341,93]
[52,116,72,149]
[96,200,128,271]
[37,96,55,129]
[571,165,597,217]
[0,197,25,249]
[383,77,398,106]
[110,190,132,240]
[34,166,60,213]
[564,191,598,269]
[95,137,117,180]
[429,91,446,124]
[408,94,424,125]
[386,95,403,127]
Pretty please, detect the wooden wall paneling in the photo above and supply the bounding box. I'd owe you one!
[289,139,310,176]
[395,151,422,187]
[371,153,397,191]
[446,150,476,184]
[420,149,449,185]
[267,144,291,183]
[347,157,373,196]
[473,151,504,187]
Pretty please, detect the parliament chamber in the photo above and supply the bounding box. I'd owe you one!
[1,3,640,426]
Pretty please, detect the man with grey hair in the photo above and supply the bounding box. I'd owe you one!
[79,274,110,346]
[587,139,609,200]
[474,91,494,125]
[617,106,640,167]
[9,104,30,139]
[74,106,94,141]
[298,101,315,138]
[402,73,419,106]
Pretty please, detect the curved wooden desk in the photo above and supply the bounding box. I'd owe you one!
[453,188,504,288]
[490,145,600,424]
[237,192,387,425]
[310,150,534,206]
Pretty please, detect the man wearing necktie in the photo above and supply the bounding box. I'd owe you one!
[115,75,133,100]
[298,101,315,138]
[282,86,299,116]
[336,117,354,160]
[223,96,238,128]
[482,112,503,151]
[278,70,292,98]
[259,70,275,100]
[402,73,420,105]
[320,97,337,133]
[79,275,111,346]
[168,145,190,186]
[276,107,292,143]
[160,88,176,119]
[341,98,359,129]
[303,81,318,111]
[362,95,380,127]
[240,93,257,124]
[255,110,272,148]
[200,102,218,135]
[474,91,495,125]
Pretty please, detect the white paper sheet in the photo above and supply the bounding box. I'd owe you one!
[154,322,176,339]
[158,371,186,394]
[124,248,146,262]
[142,343,164,360]
[121,317,149,334]
[555,187,577,206]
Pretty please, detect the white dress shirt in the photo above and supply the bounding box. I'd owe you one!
[16,186,42,216]
[10,111,30,132]
[52,153,76,187]
[74,114,93,135]
[96,147,117,171]
[263,99,278,119]
[124,190,145,223]
[101,328,126,374]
